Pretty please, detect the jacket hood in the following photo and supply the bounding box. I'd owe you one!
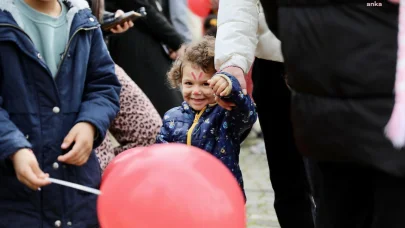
[181,101,218,114]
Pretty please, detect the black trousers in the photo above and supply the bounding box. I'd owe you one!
[252,58,314,228]
[315,162,405,228]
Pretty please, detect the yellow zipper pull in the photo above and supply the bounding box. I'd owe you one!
[187,106,207,145]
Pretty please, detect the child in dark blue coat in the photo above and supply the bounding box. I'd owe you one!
[156,36,257,197]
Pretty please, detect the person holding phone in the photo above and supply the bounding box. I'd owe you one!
[87,0,163,171]
[160,0,192,44]
[105,0,186,117]
[88,0,134,34]
[102,10,135,33]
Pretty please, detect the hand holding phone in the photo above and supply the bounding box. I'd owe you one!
[101,8,145,32]
[110,10,134,34]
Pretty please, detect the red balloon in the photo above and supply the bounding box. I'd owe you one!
[98,143,245,228]
[188,0,212,18]
[101,147,146,183]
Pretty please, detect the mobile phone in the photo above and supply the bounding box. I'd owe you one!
[101,10,143,31]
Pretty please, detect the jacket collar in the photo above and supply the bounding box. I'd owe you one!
[0,0,97,36]
[182,102,218,114]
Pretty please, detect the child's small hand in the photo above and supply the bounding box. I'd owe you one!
[58,122,96,166]
[12,148,50,190]
[208,75,231,97]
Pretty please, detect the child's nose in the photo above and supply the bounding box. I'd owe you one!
[193,90,202,95]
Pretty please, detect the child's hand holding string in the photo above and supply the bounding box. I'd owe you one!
[11,149,50,190]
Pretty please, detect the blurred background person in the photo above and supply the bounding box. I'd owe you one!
[105,0,186,117]
[88,0,163,171]
[161,0,193,44]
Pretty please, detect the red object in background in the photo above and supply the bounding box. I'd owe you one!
[98,143,246,228]
[189,0,212,18]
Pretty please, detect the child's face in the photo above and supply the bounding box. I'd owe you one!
[181,64,216,111]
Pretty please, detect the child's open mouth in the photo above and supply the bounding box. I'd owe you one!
[191,98,205,104]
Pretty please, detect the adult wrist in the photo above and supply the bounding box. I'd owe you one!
[220,65,244,74]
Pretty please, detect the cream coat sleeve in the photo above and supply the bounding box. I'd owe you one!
[214,0,259,73]
[255,5,284,62]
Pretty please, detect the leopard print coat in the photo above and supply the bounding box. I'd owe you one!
[95,65,163,171]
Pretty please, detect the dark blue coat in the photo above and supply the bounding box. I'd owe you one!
[0,0,120,227]
[156,73,257,194]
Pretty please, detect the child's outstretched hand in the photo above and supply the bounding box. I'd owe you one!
[12,148,50,190]
[58,122,96,166]
[208,75,231,97]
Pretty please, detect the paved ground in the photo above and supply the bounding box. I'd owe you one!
[241,136,280,228]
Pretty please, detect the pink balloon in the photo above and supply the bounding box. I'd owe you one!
[101,147,146,184]
[98,143,245,228]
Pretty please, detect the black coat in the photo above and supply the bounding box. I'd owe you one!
[265,0,404,176]
[106,0,184,116]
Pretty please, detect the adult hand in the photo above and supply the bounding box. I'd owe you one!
[169,44,186,60]
[58,122,96,166]
[169,49,177,60]
[176,44,186,59]
[110,10,134,34]
[12,149,50,190]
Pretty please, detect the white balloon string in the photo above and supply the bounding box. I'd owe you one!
[47,177,101,195]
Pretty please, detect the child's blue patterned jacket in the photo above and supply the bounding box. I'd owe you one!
[156,72,258,193]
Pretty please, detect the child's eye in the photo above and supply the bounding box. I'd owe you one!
[184,82,192,85]
[203,82,210,86]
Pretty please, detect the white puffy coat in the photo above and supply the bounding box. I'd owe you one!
[214,0,283,73]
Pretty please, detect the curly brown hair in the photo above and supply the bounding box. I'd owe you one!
[167,36,216,88]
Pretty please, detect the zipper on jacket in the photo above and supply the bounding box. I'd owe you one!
[0,23,57,77]
[0,23,62,99]
[55,26,98,80]
[187,106,207,145]
[0,23,98,80]
[0,23,98,104]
